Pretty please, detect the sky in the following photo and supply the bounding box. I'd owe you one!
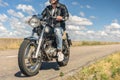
[0,0,120,42]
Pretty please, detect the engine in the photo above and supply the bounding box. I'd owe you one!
[44,40,57,57]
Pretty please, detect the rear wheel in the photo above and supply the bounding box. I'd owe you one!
[57,40,70,66]
[18,40,42,76]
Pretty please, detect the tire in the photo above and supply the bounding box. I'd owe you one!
[18,40,42,76]
[57,40,70,67]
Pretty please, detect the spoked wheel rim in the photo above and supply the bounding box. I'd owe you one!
[24,42,40,72]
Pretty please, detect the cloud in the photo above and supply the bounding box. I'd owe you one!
[72,2,79,5]
[45,0,50,6]
[0,9,32,38]
[99,31,108,36]
[80,5,84,8]
[87,30,95,34]
[112,19,118,23]
[0,14,10,37]
[0,23,7,32]
[7,9,24,18]
[104,23,120,39]
[16,4,36,15]
[86,5,91,9]
[7,15,31,37]
[66,14,93,40]
[0,14,8,22]
[80,12,85,17]
[67,14,93,26]
[66,16,120,41]
[0,22,11,37]
[0,0,8,7]
[0,4,36,38]
[106,23,120,29]
[67,25,87,31]
[89,16,96,19]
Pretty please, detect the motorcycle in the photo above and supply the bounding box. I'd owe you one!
[18,15,72,76]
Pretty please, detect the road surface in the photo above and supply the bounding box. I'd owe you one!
[0,44,120,80]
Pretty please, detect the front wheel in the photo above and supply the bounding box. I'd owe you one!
[56,40,70,66]
[18,40,42,76]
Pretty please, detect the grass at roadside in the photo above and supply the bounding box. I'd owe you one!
[0,38,120,50]
[72,41,120,46]
[0,38,23,50]
[65,52,120,80]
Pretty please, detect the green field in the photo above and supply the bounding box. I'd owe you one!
[0,38,23,50]
[0,38,120,50]
[65,52,120,80]
[72,41,120,46]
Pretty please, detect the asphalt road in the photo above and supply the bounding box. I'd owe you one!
[0,44,120,80]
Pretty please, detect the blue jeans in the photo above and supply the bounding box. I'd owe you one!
[54,27,63,51]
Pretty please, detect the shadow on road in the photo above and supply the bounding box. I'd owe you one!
[40,62,60,70]
[14,71,28,78]
[15,62,59,78]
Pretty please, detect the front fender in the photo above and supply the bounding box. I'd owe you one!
[24,37,38,42]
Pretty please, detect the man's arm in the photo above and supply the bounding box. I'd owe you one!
[62,5,69,21]
[41,8,47,19]
[56,5,69,21]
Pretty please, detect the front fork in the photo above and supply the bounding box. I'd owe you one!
[34,27,45,58]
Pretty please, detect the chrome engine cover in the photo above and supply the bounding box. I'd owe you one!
[44,40,57,57]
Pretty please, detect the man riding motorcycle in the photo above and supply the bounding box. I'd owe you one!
[41,0,69,62]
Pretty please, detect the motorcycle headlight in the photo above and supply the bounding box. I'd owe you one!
[28,15,41,28]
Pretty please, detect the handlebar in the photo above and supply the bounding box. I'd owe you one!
[30,14,65,27]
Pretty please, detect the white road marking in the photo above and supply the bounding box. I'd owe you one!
[6,55,17,58]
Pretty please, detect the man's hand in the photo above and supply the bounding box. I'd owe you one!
[56,16,63,21]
